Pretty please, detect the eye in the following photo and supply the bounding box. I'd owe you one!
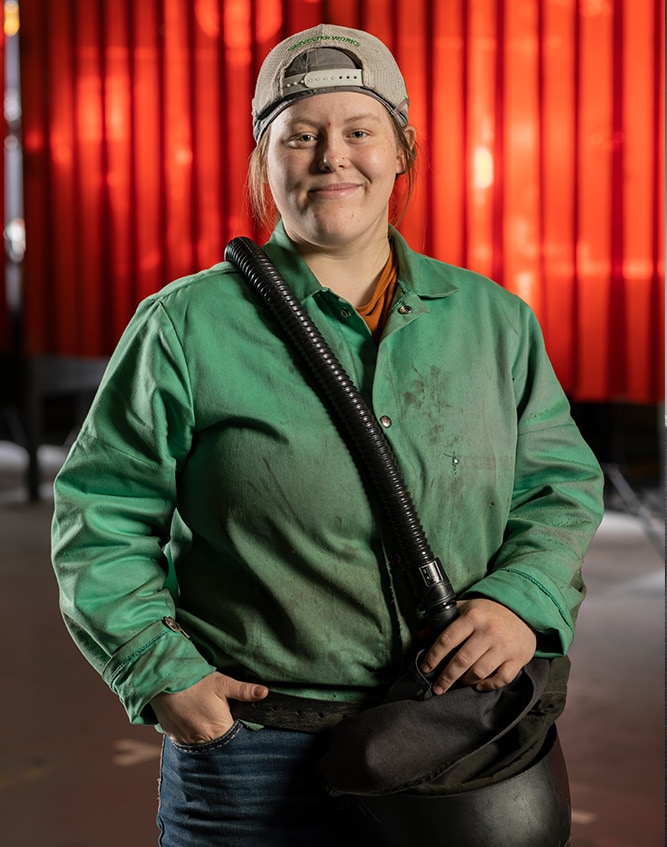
[288,132,317,146]
[350,130,369,139]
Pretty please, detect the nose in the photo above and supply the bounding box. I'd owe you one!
[318,136,346,171]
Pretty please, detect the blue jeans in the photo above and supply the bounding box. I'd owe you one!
[157,722,378,846]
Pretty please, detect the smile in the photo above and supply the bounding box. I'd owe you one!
[308,183,360,198]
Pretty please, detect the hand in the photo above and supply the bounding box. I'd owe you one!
[420,598,537,695]
[150,671,268,745]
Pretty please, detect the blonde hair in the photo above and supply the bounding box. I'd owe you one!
[247,121,418,233]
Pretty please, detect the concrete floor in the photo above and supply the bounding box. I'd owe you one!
[0,443,663,847]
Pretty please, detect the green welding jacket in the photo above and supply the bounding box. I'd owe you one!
[51,222,604,725]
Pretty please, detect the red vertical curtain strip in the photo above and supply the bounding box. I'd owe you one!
[0,37,5,350]
[70,0,87,355]
[194,3,223,270]
[578,2,613,400]
[52,0,78,355]
[101,0,127,354]
[570,0,582,398]
[393,0,428,252]
[126,0,138,313]
[360,1,390,37]
[466,0,497,281]
[649,0,665,403]
[429,2,464,271]
[542,0,577,392]
[220,0,235,241]
[536,0,547,338]
[186,2,199,270]
[503,0,543,320]
[460,0,470,270]
[20,0,45,355]
[286,0,320,32]
[423,1,435,251]
[34,0,59,353]
[0,18,6,353]
[162,0,194,279]
[156,0,169,300]
[608,0,626,398]
[27,0,52,353]
[17,0,664,403]
[323,0,361,28]
[133,0,165,304]
[491,0,505,287]
[621,0,655,402]
[222,0,255,240]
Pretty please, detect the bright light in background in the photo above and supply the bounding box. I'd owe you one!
[4,0,19,37]
[473,146,494,189]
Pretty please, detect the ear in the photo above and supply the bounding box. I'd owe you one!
[396,125,417,174]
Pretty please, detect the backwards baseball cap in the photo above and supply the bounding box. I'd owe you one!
[252,24,409,142]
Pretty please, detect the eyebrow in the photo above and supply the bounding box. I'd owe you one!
[286,111,384,128]
[340,112,384,123]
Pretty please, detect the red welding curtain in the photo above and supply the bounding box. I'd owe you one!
[19,0,664,402]
[0,25,6,352]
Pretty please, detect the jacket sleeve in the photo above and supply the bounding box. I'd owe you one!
[51,298,216,724]
[460,303,604,656]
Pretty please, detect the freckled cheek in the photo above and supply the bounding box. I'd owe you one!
[359,154,401,194]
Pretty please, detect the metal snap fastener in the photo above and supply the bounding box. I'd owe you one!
[162,616,191,638]
[380,415,392,428]
[398,304,412,315]
[340,308,351,318]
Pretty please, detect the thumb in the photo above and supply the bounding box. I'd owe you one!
[217,673,269,703]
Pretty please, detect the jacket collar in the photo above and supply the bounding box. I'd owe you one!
[263,220,459,303]
[388,227,459,299]
[263,222,324,302]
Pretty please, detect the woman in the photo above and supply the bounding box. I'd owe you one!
[52,24,604,846]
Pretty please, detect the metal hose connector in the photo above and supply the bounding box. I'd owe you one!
[225,237,458,631]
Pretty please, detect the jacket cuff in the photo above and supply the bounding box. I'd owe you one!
[459,567,575,656]
[102,619,216,724]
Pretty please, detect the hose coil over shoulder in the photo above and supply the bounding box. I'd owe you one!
[224,236,457,631]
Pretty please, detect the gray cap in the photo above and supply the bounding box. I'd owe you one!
[252,24,409,142]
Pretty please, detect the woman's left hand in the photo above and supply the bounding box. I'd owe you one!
[420,598,537,695]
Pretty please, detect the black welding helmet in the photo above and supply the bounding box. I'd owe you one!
[319,657,572,846]
[356,726,571,847]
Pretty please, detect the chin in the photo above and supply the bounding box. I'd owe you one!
[309,215,379,246]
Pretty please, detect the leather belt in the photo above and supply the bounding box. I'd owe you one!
[230,692,371,733]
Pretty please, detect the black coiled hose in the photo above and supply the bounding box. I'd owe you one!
[224,236,458,633]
